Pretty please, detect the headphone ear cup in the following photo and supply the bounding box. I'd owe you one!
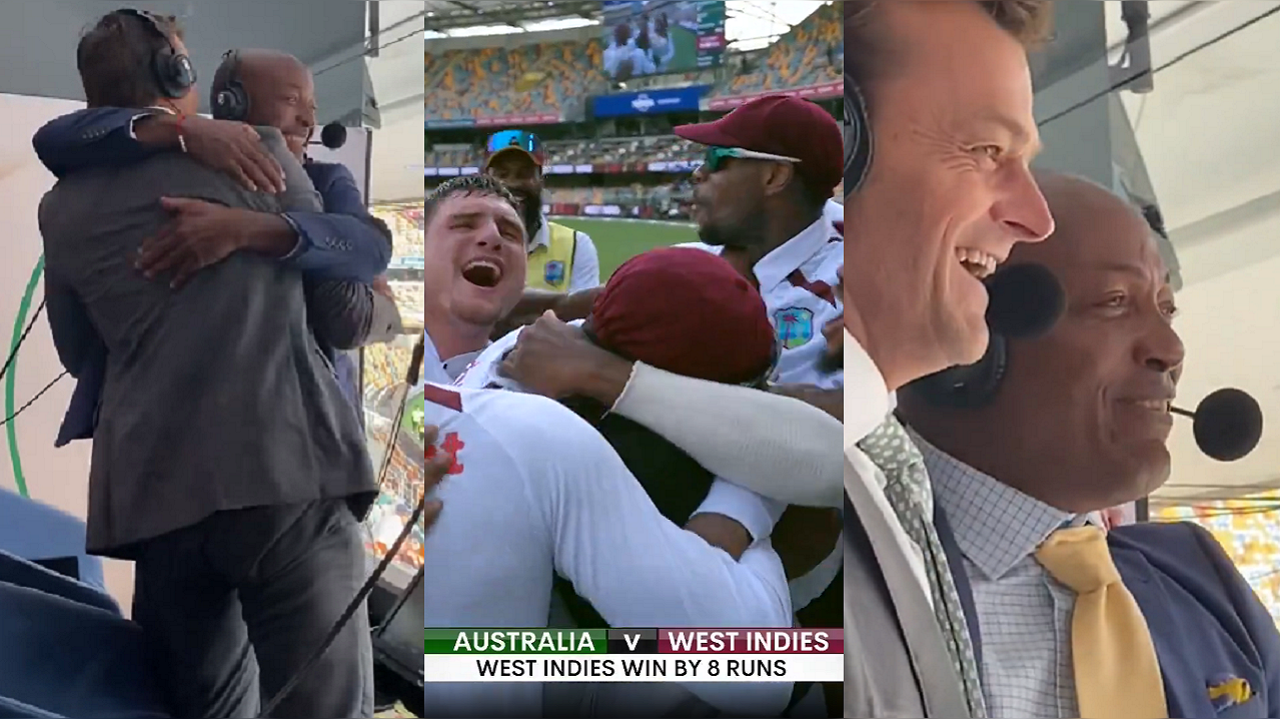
[843,72,873,193]
[906,334,1010,409]
[151,45,192,99]
[213,84,248,121]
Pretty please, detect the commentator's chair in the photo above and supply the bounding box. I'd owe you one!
[0,487,170,718]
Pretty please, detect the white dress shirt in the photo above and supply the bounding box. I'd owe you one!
[421,330,485,385]
[841,332,932,598]
[677,211,844,390]
[913,431,1095,719]
[420,331,451,386]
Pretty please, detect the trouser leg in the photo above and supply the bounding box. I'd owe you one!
[211,499,374,719]
[133,527,260,718]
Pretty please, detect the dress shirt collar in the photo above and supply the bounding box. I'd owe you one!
[420,330,453,386]
[843,330,891,447]
[529,212,551,252]
[443,349,484,381]
[423,327,488,384]
[910,429,1083,581]
[753,212,838,292]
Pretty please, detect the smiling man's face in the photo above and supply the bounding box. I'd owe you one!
[842,0,1056,389]
[486,150,545,235]
[239,51,317,159]
[424,191,528,332]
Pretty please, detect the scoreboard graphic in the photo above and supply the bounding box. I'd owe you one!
[425,628,842,682]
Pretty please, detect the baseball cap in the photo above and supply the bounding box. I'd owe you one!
[674,94,843,195]
[590,247,777,385]
[484,129,545,167]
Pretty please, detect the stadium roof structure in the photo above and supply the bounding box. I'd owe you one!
[424,1,600,33]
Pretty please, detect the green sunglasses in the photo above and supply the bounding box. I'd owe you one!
[702,146,803,173]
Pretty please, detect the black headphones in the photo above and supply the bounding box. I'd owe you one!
[843,72,873,193]
[213,49,249,121]
[114,8,195,100]
[908,333,1012,409]
[907,261,1068,410]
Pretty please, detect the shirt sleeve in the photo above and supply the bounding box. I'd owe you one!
[303,279,374,350]
[611,362,843,508]
[568,231,602,292]
[127,111,161,140]
[694,479,787,542]
[508,397,794,716]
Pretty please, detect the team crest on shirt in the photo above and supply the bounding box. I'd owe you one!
[773,307,814,350]
[544,260,566,286]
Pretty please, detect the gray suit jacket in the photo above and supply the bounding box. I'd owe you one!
[843,450,969,718]
[39,128,376,557]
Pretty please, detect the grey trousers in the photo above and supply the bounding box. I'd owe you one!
[131,499,375,718]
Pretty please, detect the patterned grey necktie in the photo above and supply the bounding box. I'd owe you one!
[859,417,988,718]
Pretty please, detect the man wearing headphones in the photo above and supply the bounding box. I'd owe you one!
[33,47,395,433]
[895,172,1280,718]
[839,1,1056,717]
[38,10,377,718]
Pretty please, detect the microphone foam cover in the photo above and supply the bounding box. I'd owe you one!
[320,122,347,150]
[1194,387,1263,462]
[984,263,1065,340]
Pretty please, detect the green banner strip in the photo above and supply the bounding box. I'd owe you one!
[425,629,608,654]
[6,258,43,498]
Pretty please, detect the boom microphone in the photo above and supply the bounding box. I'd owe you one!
[984,262,1065,339]
[1171,388,1263,462]
[308,122,348,149]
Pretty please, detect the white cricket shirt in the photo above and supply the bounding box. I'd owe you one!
[423,384,793,717]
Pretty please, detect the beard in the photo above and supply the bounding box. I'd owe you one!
[696,204,768,248]
[516,188,544,240]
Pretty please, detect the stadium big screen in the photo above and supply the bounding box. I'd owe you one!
[601,0,726,80]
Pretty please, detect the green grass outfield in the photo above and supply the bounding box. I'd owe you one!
[550,216,699,280]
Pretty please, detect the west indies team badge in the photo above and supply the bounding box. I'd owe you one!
[773,307,814,350]
[544,260,566,287]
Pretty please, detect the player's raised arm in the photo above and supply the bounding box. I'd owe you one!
[500,315,843,508]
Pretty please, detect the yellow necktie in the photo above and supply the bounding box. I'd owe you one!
[1035,526,1168,719]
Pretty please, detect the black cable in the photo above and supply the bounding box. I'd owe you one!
[0,371,68,428]
[313,21,427,79]
[0,298,47,385]
[0,297,71,428]
[1039,5,1280,129]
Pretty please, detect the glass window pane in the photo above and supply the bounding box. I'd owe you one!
[360,203,425,588]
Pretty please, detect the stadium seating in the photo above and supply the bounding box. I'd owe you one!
[426,39,607,120]
[425,3,841,120]
[425,135,701,169]
[549,183,690,206]
[722,3,841,96]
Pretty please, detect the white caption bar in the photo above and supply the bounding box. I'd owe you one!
[425,653,841,683]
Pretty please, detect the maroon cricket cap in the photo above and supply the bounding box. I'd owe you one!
[674,94,843,195]
[591,247,776,385]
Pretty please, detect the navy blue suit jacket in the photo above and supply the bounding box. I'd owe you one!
[936,509,1280,718]
[33,108,390,444]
